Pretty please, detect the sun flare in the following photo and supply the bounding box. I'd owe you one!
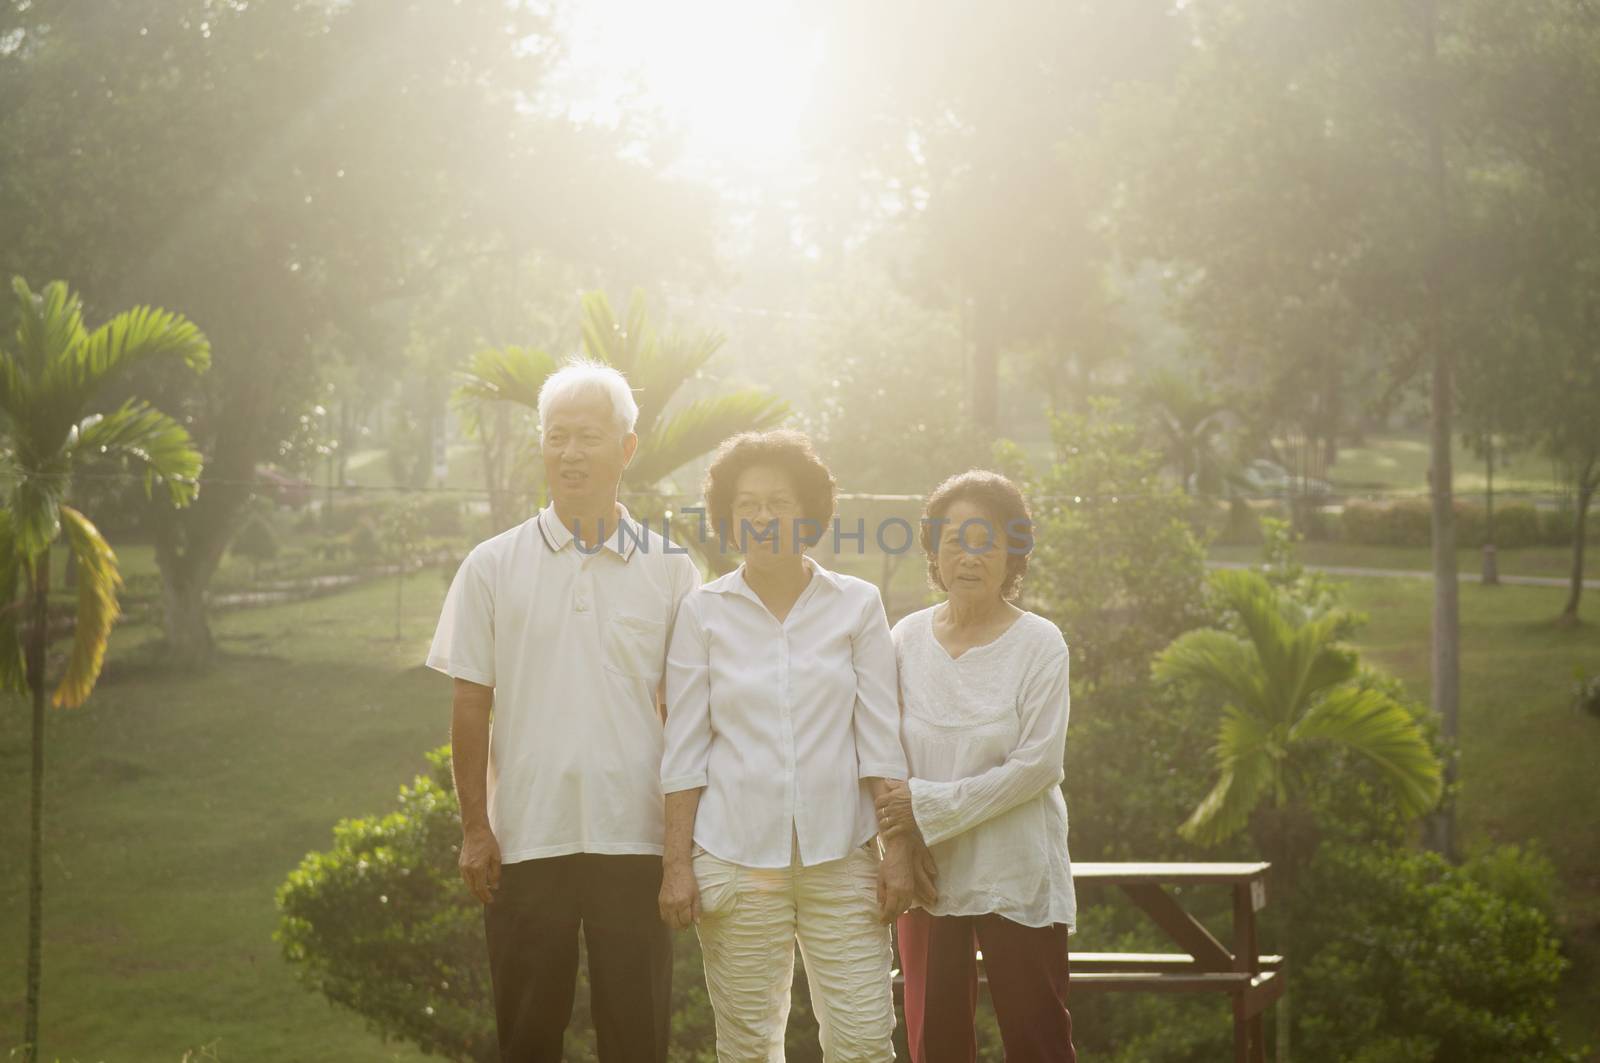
[560,1,825,170]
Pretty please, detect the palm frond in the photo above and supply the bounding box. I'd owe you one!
[8,465,66,558]
[52,505,123,708]
[72,401,204,506]
[10,277,85,382]
[1208,569,1296,710]
[624,391,790,487]
[1179,706,1277,845]
[1290,686,1443,818]
[0,510,28,695]
[628,327,726,443]
[453,346,558,412]
[1281,610,1358,718]
[579,290,653,375]
[1152,627,1271,718]
[53,302,211,398]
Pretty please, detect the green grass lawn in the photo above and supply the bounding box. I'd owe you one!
[0,573,452,1062]
[4,557,1598,1059]
[1335,575,1600,1055]
[1209,540,1587,580]
[1330,432,1565,495]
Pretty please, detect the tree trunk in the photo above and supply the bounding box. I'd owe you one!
[1253,802,1316,1063]
[971,293,1000,434]
[23,549,51,1063]
[1422,0,1459,862]
[1482,439,1498,585]
[1558,467,1596,627]
[150,444,255,668]
[158,569,216,668]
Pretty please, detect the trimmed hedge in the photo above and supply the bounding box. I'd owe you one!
[1340,499,1591,549]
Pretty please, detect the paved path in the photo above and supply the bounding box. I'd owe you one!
[1206,559,1600,590]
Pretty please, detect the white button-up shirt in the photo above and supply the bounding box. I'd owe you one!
[895,606,1076,929]
[661,557,908,869]
[427,504,700,863]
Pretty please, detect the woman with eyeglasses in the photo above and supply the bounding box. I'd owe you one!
[658,429,926,1062]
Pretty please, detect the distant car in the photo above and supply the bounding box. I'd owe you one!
[1231,459,1333,498]
[255,466,314,509]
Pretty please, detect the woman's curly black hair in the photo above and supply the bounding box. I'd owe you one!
[920,470,1033,600]
[703,429,837,541]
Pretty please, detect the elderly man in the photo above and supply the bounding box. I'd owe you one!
[427,359,700,1063]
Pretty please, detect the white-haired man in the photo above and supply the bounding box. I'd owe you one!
[427,360,699,1062]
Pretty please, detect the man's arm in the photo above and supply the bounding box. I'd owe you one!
[451,677,500,904]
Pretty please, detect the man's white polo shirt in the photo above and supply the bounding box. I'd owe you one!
[426,504,700,863]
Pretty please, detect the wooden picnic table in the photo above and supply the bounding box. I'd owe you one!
[1069,862,1281,1063]
[891,862,1282,1061]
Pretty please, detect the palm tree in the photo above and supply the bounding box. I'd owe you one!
[1139,369,1236,496]
[454,344,556,532]
[1154,569,1442,848]
[457,290,789,556]
[1,278,209,1062]
[1153,568,1442,1063]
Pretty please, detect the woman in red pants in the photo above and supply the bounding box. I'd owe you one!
[876,470,1077,1063]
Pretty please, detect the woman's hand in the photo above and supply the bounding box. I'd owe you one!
[911,838,939,907]
[658,858,701,930]
[876,847,917,924]
[874,779,920,842]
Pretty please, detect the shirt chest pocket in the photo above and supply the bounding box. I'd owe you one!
[604,613,667,684]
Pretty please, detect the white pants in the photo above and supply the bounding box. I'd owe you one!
[693,842,896,1063]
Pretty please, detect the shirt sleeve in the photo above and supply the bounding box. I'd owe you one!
[425,549,495,687]
[909,639,1070,846]
[663,553,702,650]
[661,593,712,794]
[852,585,909,781]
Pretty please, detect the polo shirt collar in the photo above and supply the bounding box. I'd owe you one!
[535,503,642,561]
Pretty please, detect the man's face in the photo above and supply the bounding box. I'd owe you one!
[540,393,637,512]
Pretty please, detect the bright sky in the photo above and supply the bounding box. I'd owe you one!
[552,0,826,177]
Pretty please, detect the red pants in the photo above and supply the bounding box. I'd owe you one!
[897,908,1076,1063]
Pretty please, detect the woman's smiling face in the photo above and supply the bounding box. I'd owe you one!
[731,463,805,562]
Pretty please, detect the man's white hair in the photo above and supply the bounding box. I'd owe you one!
[537,358,639,436]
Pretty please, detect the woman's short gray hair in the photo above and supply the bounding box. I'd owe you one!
[537,358,640,437]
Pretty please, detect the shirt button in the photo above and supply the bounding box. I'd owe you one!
[575,596,589,612]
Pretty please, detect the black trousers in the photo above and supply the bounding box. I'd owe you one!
[483,853,672,1063]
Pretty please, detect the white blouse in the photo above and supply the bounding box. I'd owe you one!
[662,560,915,870]
[661,557,908,869]
[894,606,1076,929]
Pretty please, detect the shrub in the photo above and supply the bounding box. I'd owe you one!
[276,749,497,1062]
[1295,843,1575,1062]
[1028,400,1210,692]
[231,512,281,582]
[278,749,802,1062]
[323,496,398,535]
[1339,499,1555,549]
[1387,499,1434,547]
[1491,502,1542,549]
[1452,501,1486,548]
[1339,499,1392,546]
[1339,498,1434,547]
[1218,497,1263,545]
[1573,673,1600,719]
[350,519,382,561]
[418,495,463,536]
